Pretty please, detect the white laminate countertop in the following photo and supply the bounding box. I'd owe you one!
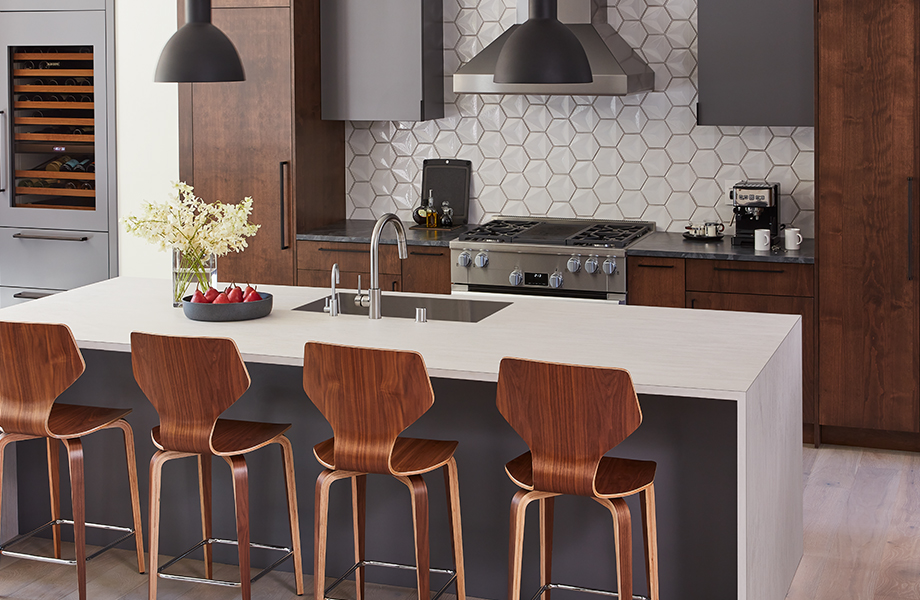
[0,277,800,401]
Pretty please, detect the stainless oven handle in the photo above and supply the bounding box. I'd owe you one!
[13,232,89,242]
[0,110,7,193]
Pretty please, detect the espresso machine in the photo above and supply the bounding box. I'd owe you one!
[730,181,781,246]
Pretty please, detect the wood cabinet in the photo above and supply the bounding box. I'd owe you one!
[816,0,920,434]
[178,0,345,286]
[402,247,451,295]
[626,256,685,308]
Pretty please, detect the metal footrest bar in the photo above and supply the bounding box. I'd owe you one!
[324,559,457,600]
[0,518,136,566]
[528,582,649,600]
[156,537,294,588]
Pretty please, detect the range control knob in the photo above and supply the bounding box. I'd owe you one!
[509,269,524,286]
[602,258,617,275]
[584,256,600,274]
[549,271,564,289]
[474,251,489,268]
[457,251,472,268]
[566,256,581,273]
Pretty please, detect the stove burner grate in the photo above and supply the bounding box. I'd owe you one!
[459,219,541,242]
[567,223,651,248]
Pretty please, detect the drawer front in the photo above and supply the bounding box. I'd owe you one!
[0,228,109,290]
[626,256,686,307]
[0,286,61,308]
[297,241,400,274]
[686,259,814,297]
[298,269,401,292]
[402,248,451,295]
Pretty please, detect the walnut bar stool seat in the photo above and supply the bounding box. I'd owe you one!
[131,332,304,600]
[0,322,145,600]
[304,341,466,600]
[497,357,660,600]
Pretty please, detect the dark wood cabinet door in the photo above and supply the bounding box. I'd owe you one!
[402,248,451,295]
[191,7,295,286]
[688,292,816,424]
[817,0,920,431]
[626,257,686,308]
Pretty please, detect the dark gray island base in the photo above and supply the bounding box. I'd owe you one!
[20,350,738,600]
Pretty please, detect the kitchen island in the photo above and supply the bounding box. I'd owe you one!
[0,277,803,600]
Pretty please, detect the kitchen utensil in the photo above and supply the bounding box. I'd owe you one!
[705,222,725,237]
[730,181,781,246]
[784,228,803,250]
[754,229,771,251]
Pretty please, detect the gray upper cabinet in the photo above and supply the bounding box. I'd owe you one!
[697,0,814,127]
[321,0,443,122]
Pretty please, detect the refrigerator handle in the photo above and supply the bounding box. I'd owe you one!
[280,161,290,250]
[910,177,914,281]
[0,110,6,193]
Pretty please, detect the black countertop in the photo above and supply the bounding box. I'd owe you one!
[297,219,474,247]
[627,232,815,264]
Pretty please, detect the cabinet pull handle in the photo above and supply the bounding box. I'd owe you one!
[637,263,674,269]
[13,232,88,242]
[392,280,399,291]
[319,247,366,254]
[280,161,290,250]
[410,251,444,257]
[713,266,785,274]
[0,110,6,193]
[13,291,54,300]
[909,177,914,281]
[690,298,696,308]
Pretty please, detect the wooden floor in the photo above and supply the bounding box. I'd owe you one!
[0,444,918,599]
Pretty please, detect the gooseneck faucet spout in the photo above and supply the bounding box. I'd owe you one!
[369,213,408,319]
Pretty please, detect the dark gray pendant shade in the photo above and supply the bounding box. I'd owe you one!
[493,0,592,84]
[155,0,245,83]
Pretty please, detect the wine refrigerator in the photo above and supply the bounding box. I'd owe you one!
[0,4,116,307]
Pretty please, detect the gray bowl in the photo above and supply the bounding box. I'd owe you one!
[182,292,273,322]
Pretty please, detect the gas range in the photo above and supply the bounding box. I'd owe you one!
[450,218,655,301]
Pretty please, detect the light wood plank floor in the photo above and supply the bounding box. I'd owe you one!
[0,444,918,599]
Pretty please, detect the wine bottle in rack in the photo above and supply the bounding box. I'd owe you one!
[62,158,83,172]
[61,94,76,102]
[64,181,78,190]
[80,182,94,190]
[39,61,61,69]
[85,160,95,173]
[40,155,71,171]
[20,60,35,69]
[78,158,93,171]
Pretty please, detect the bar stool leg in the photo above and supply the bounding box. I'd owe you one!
[226,455,251,600]
[396,475,430,599]
[63,438,87,600]
[47,438,62,560]
[315,469,354,600]
[198,454,214,580]
[540,497,554,600]
[278,436,304,596]
[640,485,660,600]
[443,457,466,600]
[149,450,192,600]
[508,491,556,600]
[112,419,146,573]
[596,498,632,600]
[352,475,366,600]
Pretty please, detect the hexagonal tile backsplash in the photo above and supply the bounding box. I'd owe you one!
[344,0,816,237]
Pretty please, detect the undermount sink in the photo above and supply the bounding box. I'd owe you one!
[295,293,511,323]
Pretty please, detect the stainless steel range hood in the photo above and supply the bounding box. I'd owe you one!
[453,0,654,96]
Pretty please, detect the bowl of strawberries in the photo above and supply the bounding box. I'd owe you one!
[181,284,273,322]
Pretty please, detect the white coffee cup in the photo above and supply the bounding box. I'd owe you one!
[784,227,803,250]
[754,229,771,251]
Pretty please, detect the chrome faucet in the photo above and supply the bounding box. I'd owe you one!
[324,263,340,316]
[368,213,408,319]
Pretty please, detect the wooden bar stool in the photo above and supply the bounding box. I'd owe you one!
[496,357,659,600]
[130,332,304,599]
[303,341,465,600]
[0,321,145,600]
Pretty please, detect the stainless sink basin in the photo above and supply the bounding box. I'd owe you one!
[295,294,511,323]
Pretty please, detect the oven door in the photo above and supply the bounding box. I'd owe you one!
[451,283,627,303]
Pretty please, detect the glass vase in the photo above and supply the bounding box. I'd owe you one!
[172,248,217,307]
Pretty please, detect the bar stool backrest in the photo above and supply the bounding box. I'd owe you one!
[303,341,435,474]
[0,321,85,437]
[131,332,251,454]
[496,357,642,497]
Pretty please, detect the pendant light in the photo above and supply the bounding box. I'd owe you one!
[493,0,592,84]
[155,0,245,83]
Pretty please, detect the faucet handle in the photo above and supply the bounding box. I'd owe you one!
[354,275,370,308]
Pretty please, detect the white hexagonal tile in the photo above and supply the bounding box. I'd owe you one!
[478,185,507,213]
[690,126,720,150]
[570,105,600,133]
[642,205,673,231]
[642,148,672,177]
[595,148,623,176]
[666,106,696,135]
[349,155,375,182]
[479,158,506,185]
[499,7,516,28]
[666,20,696,48]
[391,156,418,184]
[770,126,796,137]
[595,176,624,203]
[351,182,374,207]
[594,96,620,120]
[571,133,599,160]
[523,104,552,132]
[619,105,648,134]
[548,202,577,219]
[453,117,482,145]
[370,143,398,169]
[411,143,439,162]
[370,170,396,195]
[370,122,397,143]
[547,119,576,146]
[457,144,485,170]
[412,120,439,144]
[525,94,548,106]
[350,207,375,219]
[642,35,672,63]
[547,174,576,202]
[523,160,553,188]
[690,178,723,206]
[348,128,375,155]
[594,120,624,147]
[666,135,697,163]
[619,163,648,190]
[719,125,744,136]
[642,177,672,205]
[766,165,799,195]
[479,104,505,131]
[617,20,648,49]
[617,134,647,163]
[391,129,419,156]
[547,96,576,119]
[437,111,462,132]
[715,136,746,164]
[594,203,625,220]
[455,36,482,62]
[571,161,600,188]
[792,151,814,181]
[500,118,529,146]
[793,127,814,152]
[765,137,798,166]
[391,182,417,208]
[792,210,814,238]
[666,0,694,20]
[500,145,529,173]
[478,0,505,21]
[642,6,671,34]
[665,78,696,106]
[642,93,672,120]
[524,131,553,160]
[780,195,799,224]
[666,163,696,192]
[499,95,528,119]
[548,146,577,174]
[524,188,553,215]
[741,151,772,179]
[793,181,815,211]
[478,21,505,47]
[570,189,600,216]
[666,49,695,78]
[501,172,529,201]
[503,200,529,216]
[618,190,647,218]
[690,149,720,178]
[371,195,398,215]
[739,127,771,151]
[715,164,746,189]
[434,131,462,157]
[479,131,506,158]
[650,63,672,92]
[666,192,696,220]
[641,120,672,148]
